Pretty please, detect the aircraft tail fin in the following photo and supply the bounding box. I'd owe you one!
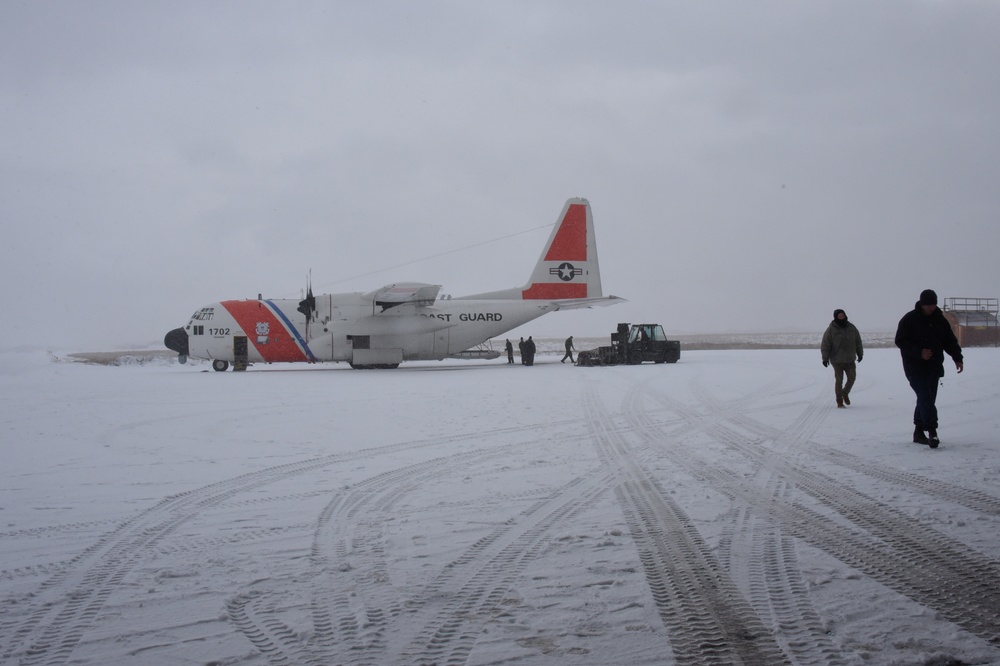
[458,198,614,302]
[520,197,602,300]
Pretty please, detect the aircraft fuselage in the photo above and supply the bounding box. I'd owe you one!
[170,294,557,368]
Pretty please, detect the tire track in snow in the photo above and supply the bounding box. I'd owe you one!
[218,431,610,663]
[625,385,851,666]
[715,501,851,666]
[584,385,791,666]
[398,474,608,665]
[0,418,580,665]
[672,382,856,666]
[689,379,1000,518]
[0,520,119,542]
[304,445,530,664]
[209,415,598,663]
[640,384,1000,650]
[311,428,597,663]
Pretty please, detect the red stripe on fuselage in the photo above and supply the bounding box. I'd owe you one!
[221,300,309,362]
[544,203,587,261]
[521,283,588,300]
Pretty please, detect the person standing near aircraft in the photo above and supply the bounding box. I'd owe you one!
[561,336,575,364]
[894,289,964,448]
[821,309,863,408]
[505,339,514,364]
[524,336,536,366]
[518,337,525,365]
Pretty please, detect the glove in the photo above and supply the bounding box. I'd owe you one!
[822,360,829,367]
[857,356,862,363]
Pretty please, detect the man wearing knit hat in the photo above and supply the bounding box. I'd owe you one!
[821,309,863,408]
[894,289,964,448]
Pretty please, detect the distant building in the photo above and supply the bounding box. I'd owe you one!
[942,297,999,347]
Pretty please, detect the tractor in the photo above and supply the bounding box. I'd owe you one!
[576,323,680,366]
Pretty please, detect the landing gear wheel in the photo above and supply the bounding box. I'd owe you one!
[212,359,229,372]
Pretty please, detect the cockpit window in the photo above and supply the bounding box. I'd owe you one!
[191,307,215,321]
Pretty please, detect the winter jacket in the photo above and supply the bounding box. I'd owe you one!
[821,320,863,365]
[894,303,963,378]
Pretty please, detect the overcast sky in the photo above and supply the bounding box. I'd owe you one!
[2,1,999,350]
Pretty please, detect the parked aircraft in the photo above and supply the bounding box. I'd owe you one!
[163,198,622,370]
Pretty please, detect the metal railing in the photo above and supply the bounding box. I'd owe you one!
[943,297,999,347]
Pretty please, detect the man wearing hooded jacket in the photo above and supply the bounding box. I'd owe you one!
[894,289,964,448]
[821,309,863,408]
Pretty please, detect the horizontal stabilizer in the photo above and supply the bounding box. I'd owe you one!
[551,295,627,311]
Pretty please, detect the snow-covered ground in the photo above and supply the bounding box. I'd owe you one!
[2,346,998,665]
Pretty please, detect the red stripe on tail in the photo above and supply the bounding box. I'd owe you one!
[544,203,587,261]
[522,283,588,300]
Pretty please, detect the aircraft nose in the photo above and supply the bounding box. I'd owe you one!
[164,327,189,356]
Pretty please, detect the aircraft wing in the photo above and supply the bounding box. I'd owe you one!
[369,282,441,307]
[551,295,627,311]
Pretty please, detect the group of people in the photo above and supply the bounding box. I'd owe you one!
[821,288,964,449]
[505,336,537,366]
[504,335,576,366]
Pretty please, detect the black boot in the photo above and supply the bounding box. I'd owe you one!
[928,428,939,448]
[913,427,929,445]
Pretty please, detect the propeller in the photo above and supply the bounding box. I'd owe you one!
[297,271,316,320]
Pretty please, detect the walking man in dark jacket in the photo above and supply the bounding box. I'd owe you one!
[821,309,863,407]
[561,336,575,364]
[505,339,514,364]
[894,289,964,448]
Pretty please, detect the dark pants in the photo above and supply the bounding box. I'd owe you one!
[561,350,574,363]
[907,374,940,430]
[832,362,856,402]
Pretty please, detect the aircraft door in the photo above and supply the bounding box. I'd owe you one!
[234,336,248,371]
[309,333,334,361]
[433,329,449,358]
[418,330,449,358]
